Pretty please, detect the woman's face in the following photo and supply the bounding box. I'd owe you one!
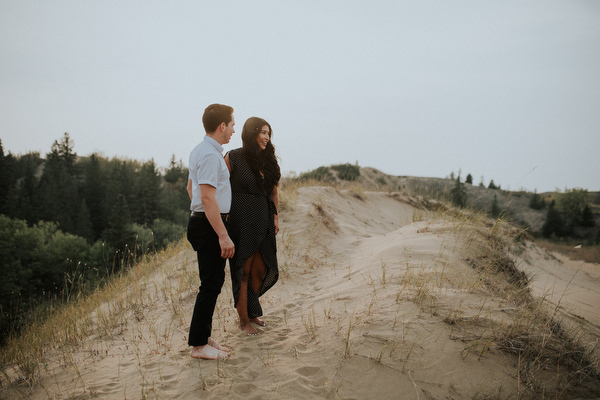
[256,125,271,150]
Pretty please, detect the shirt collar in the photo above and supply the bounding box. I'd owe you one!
[204,135,224,154]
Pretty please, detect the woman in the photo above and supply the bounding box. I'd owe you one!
[225,117,281,335]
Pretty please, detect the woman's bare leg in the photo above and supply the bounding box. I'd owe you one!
[237,254,258,335]
[249,251,266,326]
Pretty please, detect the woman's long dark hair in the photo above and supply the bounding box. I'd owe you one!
[241,117,281,193]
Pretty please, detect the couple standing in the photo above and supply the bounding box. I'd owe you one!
[186,104,281,360]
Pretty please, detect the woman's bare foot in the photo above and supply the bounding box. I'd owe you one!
[208,337,230,354]
[250,317,265,327]
[240,321,259,335]
[190,345,229,360]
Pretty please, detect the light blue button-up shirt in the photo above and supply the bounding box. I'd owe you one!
[188,136,231,213]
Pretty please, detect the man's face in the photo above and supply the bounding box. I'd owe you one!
[216,114,235,145]
[223,115,235,144]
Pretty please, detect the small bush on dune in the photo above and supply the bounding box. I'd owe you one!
[297,166,333,182]
[331,163,360,181]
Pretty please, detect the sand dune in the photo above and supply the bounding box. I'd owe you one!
[3,186,599,399]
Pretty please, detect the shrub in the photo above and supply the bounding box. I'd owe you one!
[528,191,546,210]
[131,223,154,253]
[298,166,333,182]
[331,163,360,181]
[151,218,186,248]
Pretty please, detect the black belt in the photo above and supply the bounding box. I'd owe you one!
[190,211,230,222]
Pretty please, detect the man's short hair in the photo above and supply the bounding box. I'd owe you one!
[202,104,234,133]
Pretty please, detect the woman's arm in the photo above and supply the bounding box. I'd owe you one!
[271,183,279,234]
[224,152,231,172]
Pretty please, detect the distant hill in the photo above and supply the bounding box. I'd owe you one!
[288,164,599,236]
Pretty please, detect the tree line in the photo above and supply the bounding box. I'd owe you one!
[0,133,190,344]
[448,172,597,243]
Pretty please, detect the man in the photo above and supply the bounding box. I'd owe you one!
[186,103,235,359]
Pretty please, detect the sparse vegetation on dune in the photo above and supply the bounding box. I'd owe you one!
[436,211,600,398]
[1,165,599,399]
[0,238,194,386]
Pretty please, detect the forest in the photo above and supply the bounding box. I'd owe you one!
[0,133,190,344]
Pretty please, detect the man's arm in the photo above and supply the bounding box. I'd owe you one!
[187,179,193,201]
[200,184,235,259]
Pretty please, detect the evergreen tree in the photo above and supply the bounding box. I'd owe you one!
[38,139,78,232]
[82,154,107,240]
[465,174,473,185]
[76,199,94,243]
[164,155,186,185]
[450,180,467,208]
[581,204,595,227]
[16,158,39,224]
[56,133,80,231]
[490,194,501,218]
[542,200,565,238]
[0,141,18,216]
[13,153,43,226]
[106,159,137,212]
[104,194,135,251]
[528,190,546,210]
[132,160,162,226]
[57,132,77,172]
[488,180,497,189]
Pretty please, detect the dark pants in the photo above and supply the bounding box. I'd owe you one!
[187,216,227,347]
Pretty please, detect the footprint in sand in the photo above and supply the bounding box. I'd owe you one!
[86,381,121,395]
[225,355,252,366]
[296,366,322,377]
[294,366,329,390]
[232,382,258,395]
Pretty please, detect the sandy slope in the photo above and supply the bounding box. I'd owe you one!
[516,243,600,341]
[3,186,599,399]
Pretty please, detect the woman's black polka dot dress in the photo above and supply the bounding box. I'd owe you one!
[227,148,279,319]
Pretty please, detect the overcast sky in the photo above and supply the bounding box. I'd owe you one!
[1,0,599,193]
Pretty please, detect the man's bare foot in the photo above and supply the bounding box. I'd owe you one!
[190,344,229,360]
[250,317,265,327]
[208,337,230,354]
[240,321,259,336]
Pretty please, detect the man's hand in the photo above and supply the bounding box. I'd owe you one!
[199,183,235,259]
[219,235,235,259]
